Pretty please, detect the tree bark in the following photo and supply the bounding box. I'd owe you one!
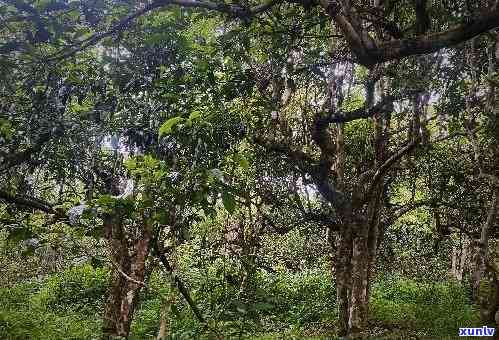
[335,211,381,338]
[156,276,177,340]
[334,72,390,338]
[474,188,499,327]
[349,229,370,334]
[336,222,353,337]
[322,0,499,67]
[102,215,152,339]
[451,240,468,282]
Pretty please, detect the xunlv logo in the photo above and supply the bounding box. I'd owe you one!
[459,326,496,336]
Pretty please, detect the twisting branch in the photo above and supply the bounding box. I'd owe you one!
[373,140,418,184]
[253,135,350,209]
[315,95,394,125]
[21,0,499,65]
[49,0,281,61]
[321,0,499,66]
[109,259,148,288]
[465,125,499,187]
[49,1,166,61]
[363,139,418,202]
[0,189,58,215]
[387,199,434,226]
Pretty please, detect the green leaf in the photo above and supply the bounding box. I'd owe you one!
[153,211,169,224]
[7,227,33,243]
[222,191,236,214]
[189,110,202,121]
[159,116,184,136]
[143,154,159,168]
[0,118,13,141]
[235,153,249,171]
[254,302,274,311]
[96,195,116,208]
[21,246,35,257]
[87,227,104,239]
[124,158,137,170]
[90,256,105,268]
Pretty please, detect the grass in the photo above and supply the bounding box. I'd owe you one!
[0,266,480,339]
[370,277,479,339]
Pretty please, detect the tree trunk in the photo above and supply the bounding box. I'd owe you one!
[156,277,177,340]
[451,241,467,282]
[336,213,379,338]
[451,246,458,279]
[336,225,353,337]
[102,269,139,339]
[334,73,388,338]
[102,215,152,339]
[349,233,370,333]
[474,189,499,331]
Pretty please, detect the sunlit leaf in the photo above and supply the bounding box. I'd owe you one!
[222,191,236,214]
[159,116,184,136]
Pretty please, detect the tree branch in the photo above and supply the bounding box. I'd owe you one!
[374,9,499,64]
[387,199,433,225]
[169,0,279,16]
[109,259,148,288]
[154,245,223,340]
[323,1,499,66]
[414,0,430,35]
[0,189,57,214]
[253,135,317,173]
[253,135,350,209]
[49,0,280,61]
[364,139,418,202]
[316,95,394,125]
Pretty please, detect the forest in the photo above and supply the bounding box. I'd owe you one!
[0,0,498,339]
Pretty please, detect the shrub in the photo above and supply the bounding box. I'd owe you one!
[33,264,108,313]
[0,264,106,340]
[370,277,479,337]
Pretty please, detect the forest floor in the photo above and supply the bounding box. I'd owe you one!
[0,266,480,339]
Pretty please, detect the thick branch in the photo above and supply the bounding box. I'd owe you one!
[324,1,499,66]
[0,189,57,214]
[372,140,417,184]
[316,95,394,125]
[364,139,418,202]
[414,0,430,35]
[481,188,499,251]
[302,211,339,229]
[374,9,499,64]
[169,0,279,16]
[322,0,377,65]
[253,136,350,209]
[109,259,148,288]
[260,212,294,234]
